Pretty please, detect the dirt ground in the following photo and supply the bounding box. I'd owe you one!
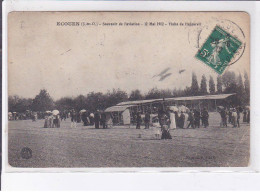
[8,113,250,168]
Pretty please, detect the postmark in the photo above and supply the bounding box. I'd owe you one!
[20,147,32,159]
[195,25,242,75]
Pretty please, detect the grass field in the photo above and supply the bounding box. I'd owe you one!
[8,112,250,168]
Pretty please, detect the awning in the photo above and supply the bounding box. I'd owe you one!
[104,105,134,112]
[116,93,235,106]
[117,99,162,106]
[165,93,236,101]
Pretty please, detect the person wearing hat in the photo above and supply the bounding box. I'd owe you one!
[169,109,176,130]
[228,108,233,124]
[243,108,247,123]
[70,109,77,128]
[179,111,185,129]
[236,107,241,128]
[94,111,101,129]
[81,111,88,126]
[219,107,227,128]
[136,111,142,129]
[144,111,151,129]
[89,113,94,125]
[247,110,250,123]
[232,108,238,128]
[187,109,195,129]
[194,109,201,128]
[201,108,209,128]
[44,112,49,128]
[160,113,172,139]
[101,112,107,129]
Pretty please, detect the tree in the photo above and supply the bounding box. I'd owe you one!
[55,97,74,111]
[217,75,223,94]
[209,76,216,94]
[190,72,199,96]
[237,73,244,91]
[200,74,208,95]
[74,95,88,111]
[86,92,107,112]
[129,90,143,101]
[145,88,162,99]
[244,71,250,105]
[9,95,20,112]
[222,71,240,106]
[183,86,192,96]
[160,89,173,98]
[173,88,184,97]
[8,95,33,112]
[145,88,173,99]
[105,89,128,108]
[222,71,236,92]
[236,73,246,105]
[31,89,54,111]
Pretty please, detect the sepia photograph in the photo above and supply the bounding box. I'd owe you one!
[7,11,250,168]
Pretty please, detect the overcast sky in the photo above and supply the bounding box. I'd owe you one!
[8,12,250,100]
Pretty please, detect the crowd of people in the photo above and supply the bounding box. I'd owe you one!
[8,108,115,129]
[154,107,209,139]
[44,112,61,128]
[9,104,250,137]
[218,107,250,128]
[133,105,250,140]
[8,111,43,121]
[43,109,114,129]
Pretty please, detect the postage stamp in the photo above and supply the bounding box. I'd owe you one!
[195,25,242,75]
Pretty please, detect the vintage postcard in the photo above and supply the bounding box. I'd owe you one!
[7,12,250,168]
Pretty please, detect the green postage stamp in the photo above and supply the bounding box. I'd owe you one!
[195,25,242,75]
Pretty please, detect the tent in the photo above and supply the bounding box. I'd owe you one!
[104,105,134,125]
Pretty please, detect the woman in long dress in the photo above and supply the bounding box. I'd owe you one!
[161,113,172,140]
[184,112,189,128]
[44,114,48,128]
[169,110,176,129]
[232,109,238,128]
[106,113,113,128]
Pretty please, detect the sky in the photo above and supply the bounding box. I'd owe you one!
[8,12,250,100]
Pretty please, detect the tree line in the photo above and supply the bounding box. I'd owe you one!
[9,71,250,113]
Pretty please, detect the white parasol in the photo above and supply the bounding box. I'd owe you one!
[169,106,178,112]
[217,106,225,110]
[52,110,60,115]
[178,105,187,112]
[80,109,87,113]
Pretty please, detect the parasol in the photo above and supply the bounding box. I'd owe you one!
[52,110,60,115]
[178,105,187,112]
[217,106,224,110]
[169,106,178,112]
[80,109,87,113]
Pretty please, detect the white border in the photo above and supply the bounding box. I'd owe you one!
[2,0,260,190]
